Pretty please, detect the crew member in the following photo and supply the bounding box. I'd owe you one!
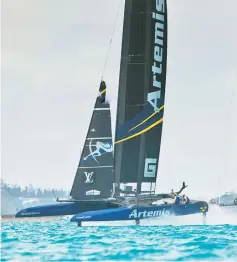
[182,194,190,204]
[174,193,181,205]
[171,189,174,198]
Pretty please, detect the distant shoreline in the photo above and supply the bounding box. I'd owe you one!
[1,180,69,199]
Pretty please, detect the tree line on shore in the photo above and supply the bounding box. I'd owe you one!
[1,180,69,198]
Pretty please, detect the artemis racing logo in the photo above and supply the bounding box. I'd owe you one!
[129,208,170,219]
[147,0,165,112]
[83,140,113,163]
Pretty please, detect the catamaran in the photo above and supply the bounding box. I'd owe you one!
[16,0,208,223]
[70,0,208,226]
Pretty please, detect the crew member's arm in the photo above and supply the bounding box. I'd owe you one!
[175,182,188,195]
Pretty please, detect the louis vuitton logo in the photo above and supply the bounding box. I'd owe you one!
[84,172,94,183]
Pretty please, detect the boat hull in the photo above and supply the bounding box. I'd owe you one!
[71,201,208,223]
[15,200,120,219]
[216,204,237,213]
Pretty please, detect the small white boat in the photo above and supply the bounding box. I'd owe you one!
[209,191,237,213]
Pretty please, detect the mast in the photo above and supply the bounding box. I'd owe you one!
[114,0,168,196]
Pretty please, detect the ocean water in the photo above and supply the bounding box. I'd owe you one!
[1,211,237,261]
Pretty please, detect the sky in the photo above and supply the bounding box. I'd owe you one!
[1,0,237,198]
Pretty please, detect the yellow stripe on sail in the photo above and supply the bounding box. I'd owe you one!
[99,88,106,95]
[115,118,163,145]
[129,105,164,132]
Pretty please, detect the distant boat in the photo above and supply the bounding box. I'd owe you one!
[209,191,237,212]
[70,0,208,226]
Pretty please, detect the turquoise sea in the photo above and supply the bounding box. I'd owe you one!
[1,216,237,261]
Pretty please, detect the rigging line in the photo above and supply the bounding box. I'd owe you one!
[226,73,236,129]
[101,0,123,81]
[226,73,237,182]
[217,73,237,193]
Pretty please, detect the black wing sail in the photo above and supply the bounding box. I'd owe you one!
[70,81,114,200]
[114,0,168,194]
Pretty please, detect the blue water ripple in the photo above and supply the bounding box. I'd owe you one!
[1,222,237,261]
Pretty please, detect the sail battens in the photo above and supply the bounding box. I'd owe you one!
[86,137,112,140]
[94,108,110,111]
[128,62,145,65]
[78,166,113,169]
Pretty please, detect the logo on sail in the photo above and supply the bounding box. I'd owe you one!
[148,0,165,112]
[83,140,113,163]
[85,190,101,196]
[144,158,157,178]
[84,172,94,183]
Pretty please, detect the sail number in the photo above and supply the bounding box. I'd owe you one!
[144,158,157,178]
